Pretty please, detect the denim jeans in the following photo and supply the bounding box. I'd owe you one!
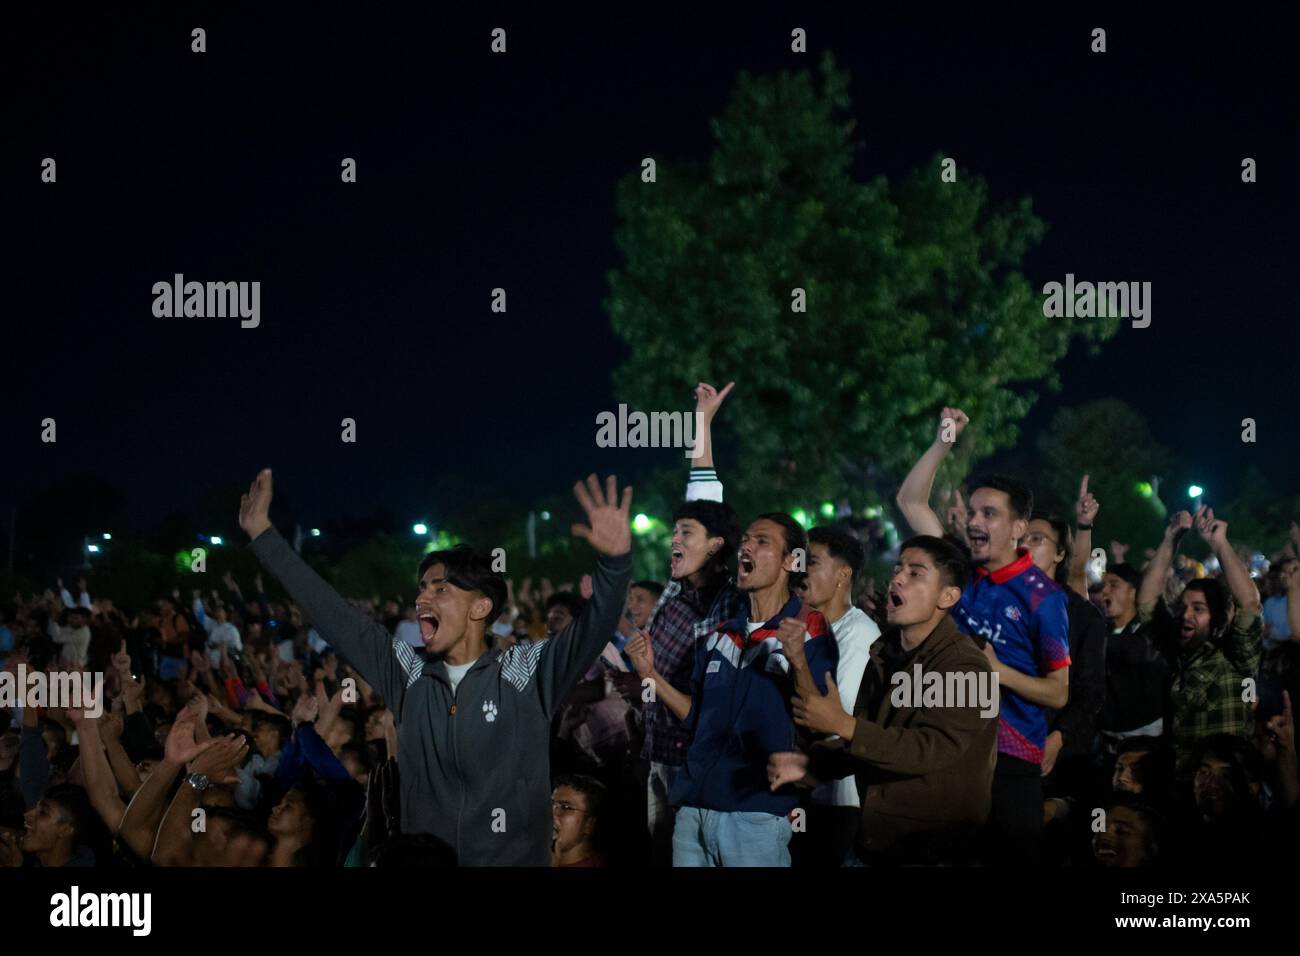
[672,805,793,867]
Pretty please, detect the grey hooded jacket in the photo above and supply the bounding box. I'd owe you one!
[250,526,631,865]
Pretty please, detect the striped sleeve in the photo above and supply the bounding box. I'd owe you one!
[685,467,724,503]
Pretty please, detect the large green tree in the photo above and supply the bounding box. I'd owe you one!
[605,53,1117,517]
[1034,399,1178,553]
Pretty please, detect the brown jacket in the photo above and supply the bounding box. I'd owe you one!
[809,614,997,862]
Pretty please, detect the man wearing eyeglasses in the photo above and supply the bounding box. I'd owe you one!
[551,775,606,867]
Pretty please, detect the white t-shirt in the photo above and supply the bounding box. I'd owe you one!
[813,605,881,808]
[446,660,473,693]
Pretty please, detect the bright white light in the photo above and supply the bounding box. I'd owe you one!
[210,536,223,546]
[87,544,100,554]
[413,523,429,536]
[1188,485,1204,498]
[102,533,112,540]
[311,528,321,537]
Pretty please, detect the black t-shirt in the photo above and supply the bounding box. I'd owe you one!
[1100,615,1168,734]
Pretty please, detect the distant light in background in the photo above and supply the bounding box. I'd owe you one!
[210,536,223,546]
[1188,485,1204,499]
[540,511,551,521]
[310,528,321,537]
[819,502,836,519]
[632,513,653,535]
[1135,481,1153,499]
[412,523,429,536]
[791,508,810,529]
[87,544,100,554]
[102,533,112,540]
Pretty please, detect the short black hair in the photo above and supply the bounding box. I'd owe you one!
[545,592,585,618]
[44,784,94,843]
[808,525,866,574]
[630,580,665,599]
[671,499,741,577]
[969,473,1034,521]
[254,713,292,747]
[553,773,607,821]
[899,535,970,592]
[1029,510,1073,586]
[753,513,809,591]
[416,545,508,626]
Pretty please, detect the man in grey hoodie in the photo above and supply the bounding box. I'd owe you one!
[237,469,633,866]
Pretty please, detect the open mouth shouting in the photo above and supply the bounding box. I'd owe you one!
[967,528,990,553]
[418,608,441,648]
[885,584,905,617]
[737,552,756,583]
[669,546,685,576]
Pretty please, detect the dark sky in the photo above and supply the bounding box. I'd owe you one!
[8,3,1298,536]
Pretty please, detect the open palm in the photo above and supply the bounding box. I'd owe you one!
[571,474,632,557]
[239,468,274,539]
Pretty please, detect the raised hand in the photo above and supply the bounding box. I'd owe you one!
[291,693,319,727]
[1110,541,1130,564]
[625,629,655,679]
[579,575,594,601]
[1164,510,1193,544]
[238,468,274,540]
[1075,474,1100,527]
[935,406,970,445]
[945,489,969,534]
[189,734,249,785]
[164,710,216,766]
[694,381,735,422]
[767,751,810,791]
[1195,505,1228,546]
[570,474,633,558]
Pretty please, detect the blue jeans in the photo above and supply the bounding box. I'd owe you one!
[672,806,793,867]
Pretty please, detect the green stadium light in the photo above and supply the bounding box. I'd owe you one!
[1135,481,1153,499]
[819,502,836,518]
[632,513,654,535]
[791,508,811,529]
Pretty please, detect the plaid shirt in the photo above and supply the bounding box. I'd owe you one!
[1143,599,1262,774]
[640,576,744,765]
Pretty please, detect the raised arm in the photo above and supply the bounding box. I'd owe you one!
[67,708,127,832]
[1286,562,1300,643]
[119,707,211,861]
[1139,510,1192,614]
[239,469,410,709]
[1195,507,1261,616]
[533,475,634,716]
[895,407,968,538]
[685,381,733,501]
[1068,475,1100,598]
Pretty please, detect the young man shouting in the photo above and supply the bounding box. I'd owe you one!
[769,535,997,865]
[238,469,633,866]
[630,512,837,866]
[896,407,1070,863]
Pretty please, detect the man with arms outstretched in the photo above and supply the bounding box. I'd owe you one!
[238,468,633,865]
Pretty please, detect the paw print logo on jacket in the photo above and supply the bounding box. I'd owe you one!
[482,700,498,723]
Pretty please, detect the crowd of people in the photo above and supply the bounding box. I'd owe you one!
[1,384,1297,868]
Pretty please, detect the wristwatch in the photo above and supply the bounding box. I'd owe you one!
[186,772,210,792]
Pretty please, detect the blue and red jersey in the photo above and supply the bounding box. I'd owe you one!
[952,551,1071,764]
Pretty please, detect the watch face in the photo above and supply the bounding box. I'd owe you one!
[190,773,209,790]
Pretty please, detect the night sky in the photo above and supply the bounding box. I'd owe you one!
[8,3,1298,539]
